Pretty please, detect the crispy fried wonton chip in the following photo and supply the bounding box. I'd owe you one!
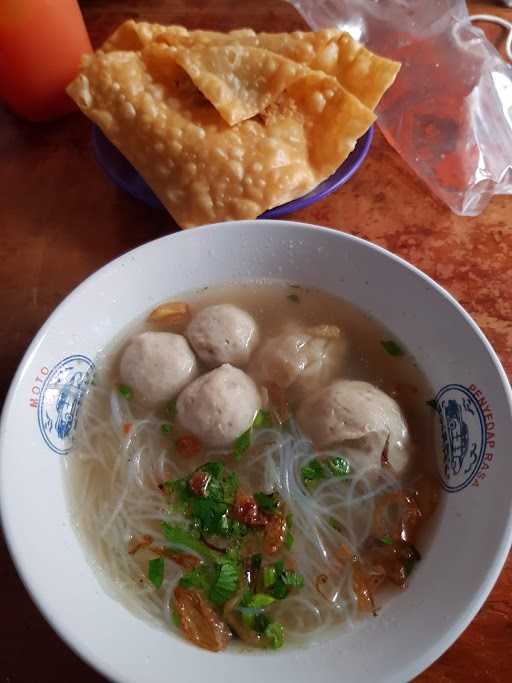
[67,43,375,228]
[173,45,306,125]
[311,33,401,110]
[102,21,399,110]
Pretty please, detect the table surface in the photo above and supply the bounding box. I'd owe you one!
[1,1,512,681]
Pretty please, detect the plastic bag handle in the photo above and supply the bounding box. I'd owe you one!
[470,14,512,61]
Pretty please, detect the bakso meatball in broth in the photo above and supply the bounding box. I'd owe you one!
[186,304,259,368]
[120,332,198,405]
[177,364,261,447]
[251,324,347,400]
[297,379,410,474]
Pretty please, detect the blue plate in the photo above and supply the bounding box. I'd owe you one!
[92,124,374,218]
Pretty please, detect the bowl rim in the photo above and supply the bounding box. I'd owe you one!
[1,219,512,683]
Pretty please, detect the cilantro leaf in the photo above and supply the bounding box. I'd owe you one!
[221,471,238,504]
[190,497,230,535]
[118,383,133,399]
[380,535,393,545]
[253,409,273,429]
[148,557,164,589]
[284,529,294,549]
[209,561,240,606]
[248,593,276,609]
[233,428,251,460]
[327,456,350,478]
[301,458,326,489]
[263,565,276,588]
[200,462,224,478]
[264,621,284,649]
[161,423,172,434]
[271,578,289,600]
[281,571,304,588]
[381,340,404,357]
[254,491,279,512]
[253,613,272,635]
[162,523,219,562]
[179,564,214,591]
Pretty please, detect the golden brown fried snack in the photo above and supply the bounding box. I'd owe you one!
[67,43,375,228]
[101,20,399,110]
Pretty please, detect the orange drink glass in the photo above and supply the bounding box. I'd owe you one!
[0,0,92,121]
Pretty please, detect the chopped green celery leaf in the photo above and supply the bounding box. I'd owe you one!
[240,590,254,608]
[254,613,272,635]
[171,607,181,628]
[426,399,438,410]
[254,491,279,512]
[209,561,240,606]
[284,529,294,550]
[224,548,241,565]
[287,293,300,303]
[233,428,251,460]
[281,571,304,588]
[241,611,255,628]
[200,462,224,478]
[231,519,248,538]
[166,398,177,418]
[327,456,350,478]
[179,564,213,591]
[253,409,273,429]
[301,458,326,488]
[161,423,172,434]
[148,557,165,589]
[271,578,289,600]
[167,477,191,502]
[118,383,132,399]
[161,523,219,562]
[251,553,262,572]
[222,471,238,503]
[263,565,276,588]
[190,497,229,535]
[381,340,404,357]
[273,560,285,576]
[204,476,224,501]
[244,593,276,609]
[380,535,393,545]
[265,621,284,649]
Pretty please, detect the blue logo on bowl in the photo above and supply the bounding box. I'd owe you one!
[37,355,95,455]
[435,384,488,492]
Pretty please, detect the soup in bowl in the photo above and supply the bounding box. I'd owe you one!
[1,220,511,682]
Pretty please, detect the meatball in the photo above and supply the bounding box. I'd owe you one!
[250,324,347,401]
[297,380,410,474]
[186,304,259,368]
[120,331,198,404]
[176,364,261,447]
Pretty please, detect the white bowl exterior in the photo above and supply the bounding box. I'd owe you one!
[1,220,512,683]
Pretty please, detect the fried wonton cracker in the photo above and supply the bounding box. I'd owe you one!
[102,21,399,110]
[173,45,306,125]
[67,43,375,228]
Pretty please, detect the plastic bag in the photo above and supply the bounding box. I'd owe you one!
[288,0,512,216]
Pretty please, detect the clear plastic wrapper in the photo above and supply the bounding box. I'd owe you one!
[289,0,512,215]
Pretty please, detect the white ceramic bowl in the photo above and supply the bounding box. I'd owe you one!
[1,220,512,683]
